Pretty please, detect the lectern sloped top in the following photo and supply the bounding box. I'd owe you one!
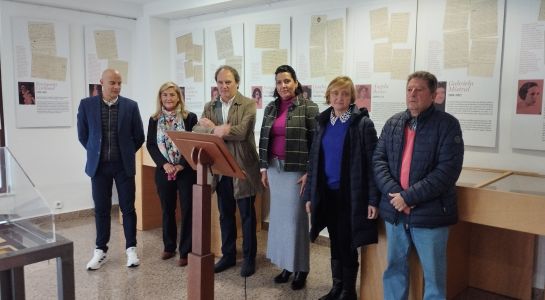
[166,131,246,179]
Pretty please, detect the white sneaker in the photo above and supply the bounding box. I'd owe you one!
[126,246,140,268]
[86,249,107,270]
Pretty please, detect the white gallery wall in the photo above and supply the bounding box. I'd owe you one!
[0,0,544,287]
[4,0,543,221]
[164,0,545,169]
[0,0,140,213]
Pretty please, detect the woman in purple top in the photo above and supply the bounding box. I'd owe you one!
[258,65,319,290]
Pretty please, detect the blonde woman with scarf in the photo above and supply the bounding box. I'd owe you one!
[146,81,197,267]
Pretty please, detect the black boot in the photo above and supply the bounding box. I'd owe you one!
[318,259,342,300]
[291,271,308,290]
[274,269,292,283]
[337,265,358,300]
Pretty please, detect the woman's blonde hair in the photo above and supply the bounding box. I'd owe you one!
[151,81,189,120]
[325,76,356,105]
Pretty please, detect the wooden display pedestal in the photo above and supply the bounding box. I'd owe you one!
[130,148,261,256]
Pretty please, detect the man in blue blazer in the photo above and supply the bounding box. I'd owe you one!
[77,69,145,270]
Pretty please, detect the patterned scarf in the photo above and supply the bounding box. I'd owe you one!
[157,108,185,164]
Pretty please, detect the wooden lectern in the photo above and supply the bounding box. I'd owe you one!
[166,131,245,300]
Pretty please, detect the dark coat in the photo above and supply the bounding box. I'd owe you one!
[304,105,379,249]
[145,112,198,169]
[77,95,145,177]
[373,105,464,228]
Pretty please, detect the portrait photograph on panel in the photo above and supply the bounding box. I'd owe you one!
[355,84,372,111]
[179,86,186,100]
[434,81,447,112]
[18,81,36,105]
[302,85,312,101]
[211,86,219,101]
[89,84,103,98]
[516,79,543,115]
[251,86,263,109]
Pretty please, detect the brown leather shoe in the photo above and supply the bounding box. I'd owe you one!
[177,258,188,267]
[161,251,176,260]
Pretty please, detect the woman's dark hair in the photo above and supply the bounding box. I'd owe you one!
[518,82,538,100]
[273,65,303,99]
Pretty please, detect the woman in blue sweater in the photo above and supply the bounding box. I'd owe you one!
[304,76,380,300]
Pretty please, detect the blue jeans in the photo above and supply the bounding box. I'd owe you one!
[383,221,449,300]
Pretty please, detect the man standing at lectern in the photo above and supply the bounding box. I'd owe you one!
[77,69,145,270]
[373,71,464,299]
[194,65,261,277]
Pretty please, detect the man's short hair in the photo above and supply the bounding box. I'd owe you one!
[407,71,438,93]
[214,65,240,84]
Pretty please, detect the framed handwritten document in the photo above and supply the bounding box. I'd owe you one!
[204,22,245,107]
[414,0,505,147]
[11,17,72,128]
[84,25,133,98]
[292,8,347,112]
[173,28,205,116]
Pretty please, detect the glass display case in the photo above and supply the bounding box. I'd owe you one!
[484,173,545,196]
[456,168,545,236]
[452,168,545,300]
[0,147,55,256]
[0,147,73,299]
[456,167,510,187]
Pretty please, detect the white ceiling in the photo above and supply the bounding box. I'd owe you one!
[119,0,156,4]
[6,0,291,20]
[150,0,279,19]
[6,0,153,18]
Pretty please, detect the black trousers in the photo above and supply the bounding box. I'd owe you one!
[325,188,358,268]
[154,167,196,258]
[91,161,136,252]
[216,176,257,260]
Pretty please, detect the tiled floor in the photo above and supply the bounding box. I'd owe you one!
[18,213,544,299]
[23,213,336,300]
